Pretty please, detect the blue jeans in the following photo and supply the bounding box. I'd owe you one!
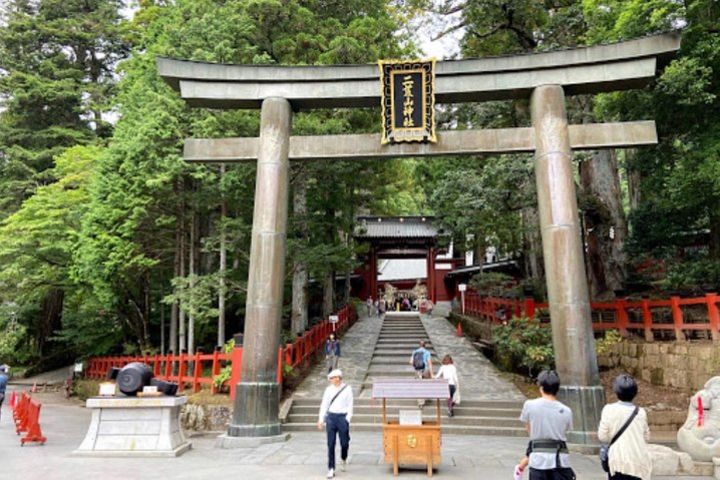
[326,412,350,470]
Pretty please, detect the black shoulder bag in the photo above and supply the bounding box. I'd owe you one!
[600,406,639,473]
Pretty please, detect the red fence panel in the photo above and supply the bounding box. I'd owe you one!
[86,305,357,396]
[456,290,720,342]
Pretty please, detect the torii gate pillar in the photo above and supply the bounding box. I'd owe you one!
[226,97,292,440]
[531,85,604,445]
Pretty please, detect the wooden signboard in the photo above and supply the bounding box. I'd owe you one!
[372,378,450,477]
[379,60,436,144]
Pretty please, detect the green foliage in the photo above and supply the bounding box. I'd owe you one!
[492,316,555,376]
[595,330,623,356]
[662,260,720,293]
[213,365,232,389]
[469,272,517,297]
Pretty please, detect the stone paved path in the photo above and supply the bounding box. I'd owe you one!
[421,313,525,401]
[291,307,523,402]
[291,311,382,399]
[0,394,707,480]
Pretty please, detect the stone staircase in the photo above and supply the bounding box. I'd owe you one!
[283,312,526,436]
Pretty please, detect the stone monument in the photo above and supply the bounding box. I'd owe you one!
[678,376,720,462]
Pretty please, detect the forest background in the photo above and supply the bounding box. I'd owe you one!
[0,0,718,374]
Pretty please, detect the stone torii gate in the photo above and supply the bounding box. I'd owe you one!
[158,33,680,445]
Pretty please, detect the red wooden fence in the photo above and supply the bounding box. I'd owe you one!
[86,305,356,395]
[458,290,720,342]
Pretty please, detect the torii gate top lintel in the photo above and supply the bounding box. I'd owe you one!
[158,32,680,110]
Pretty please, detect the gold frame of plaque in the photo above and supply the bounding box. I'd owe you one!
[379,59,436,145]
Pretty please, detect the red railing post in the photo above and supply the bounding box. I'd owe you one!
[670,296,686,341]
[616,298,629,337]
[277,346,283,384]
[706,293,720,342]
[178,351,187,391]
[164,352,173,379]
[192,350,202,393]
[524,297,536,319]
[229,346,243,401]
[210,347,221,394]
[642,298,653,342]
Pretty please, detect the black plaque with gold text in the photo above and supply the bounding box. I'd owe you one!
[379,60,436,144]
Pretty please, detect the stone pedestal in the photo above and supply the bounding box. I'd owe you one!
[73,396,191,457]
[557,385,604,448]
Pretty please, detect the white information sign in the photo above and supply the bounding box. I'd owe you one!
[458,283,467,292]
[399,409,423,426]
[329,315,339,324]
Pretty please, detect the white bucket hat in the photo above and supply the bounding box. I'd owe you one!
[327,369,343,379]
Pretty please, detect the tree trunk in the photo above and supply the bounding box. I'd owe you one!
[627,151,642,211]
[37,288,64,356]
[188,208,196,356]
[291,167,309,336]
[323,270,335,318]
[170,200,181,354]
[160,285,166,355]
[580,149,628,299]
[218,164,227,347]
[521,206,543,279]
[710,209,720,260]
[178,204,187,353]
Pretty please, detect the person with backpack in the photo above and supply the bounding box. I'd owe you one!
[517,370,575,480]
[410,340,433,407]
[318,369,354,479]
[598,374,651,480]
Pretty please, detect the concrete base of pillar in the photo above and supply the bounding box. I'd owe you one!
[557,385,605,447]
[216,433,290,449]
[228,381,281,437]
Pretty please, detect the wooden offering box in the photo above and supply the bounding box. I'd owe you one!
[372,378,450,477]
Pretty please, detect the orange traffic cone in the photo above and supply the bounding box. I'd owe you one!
[8,391,17,409]
[456,322,463,337]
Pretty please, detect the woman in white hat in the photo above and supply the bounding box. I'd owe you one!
[318,369,353,478]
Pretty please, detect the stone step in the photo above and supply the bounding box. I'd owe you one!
[287,413,523,428]
[290,405,522,418]
[377,336,426,340]
[365,371,416,378]
[371,350,433,355]
[291,398,525,409]
[282,422,527,437]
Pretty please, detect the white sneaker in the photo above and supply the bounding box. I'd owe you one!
[326,468,335,478]
[340,459,347,471]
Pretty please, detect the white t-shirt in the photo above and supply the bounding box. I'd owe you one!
[435,364,459,386]
[318,383,354,423]
[519,397,573,469]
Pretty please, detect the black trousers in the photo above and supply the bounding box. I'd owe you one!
[326,412,350,470]
[529,467,576,480]
[609,474,640,480]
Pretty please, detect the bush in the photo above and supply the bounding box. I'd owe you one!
[595,330,623,356]
[492,316,554,376]
[470,272,517,297]
[662,260,720,294]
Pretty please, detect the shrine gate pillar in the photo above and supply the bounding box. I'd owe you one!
[531,85,604,445]
[227,97,291,439]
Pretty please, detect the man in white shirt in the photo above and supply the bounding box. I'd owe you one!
[318,369,353,479]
